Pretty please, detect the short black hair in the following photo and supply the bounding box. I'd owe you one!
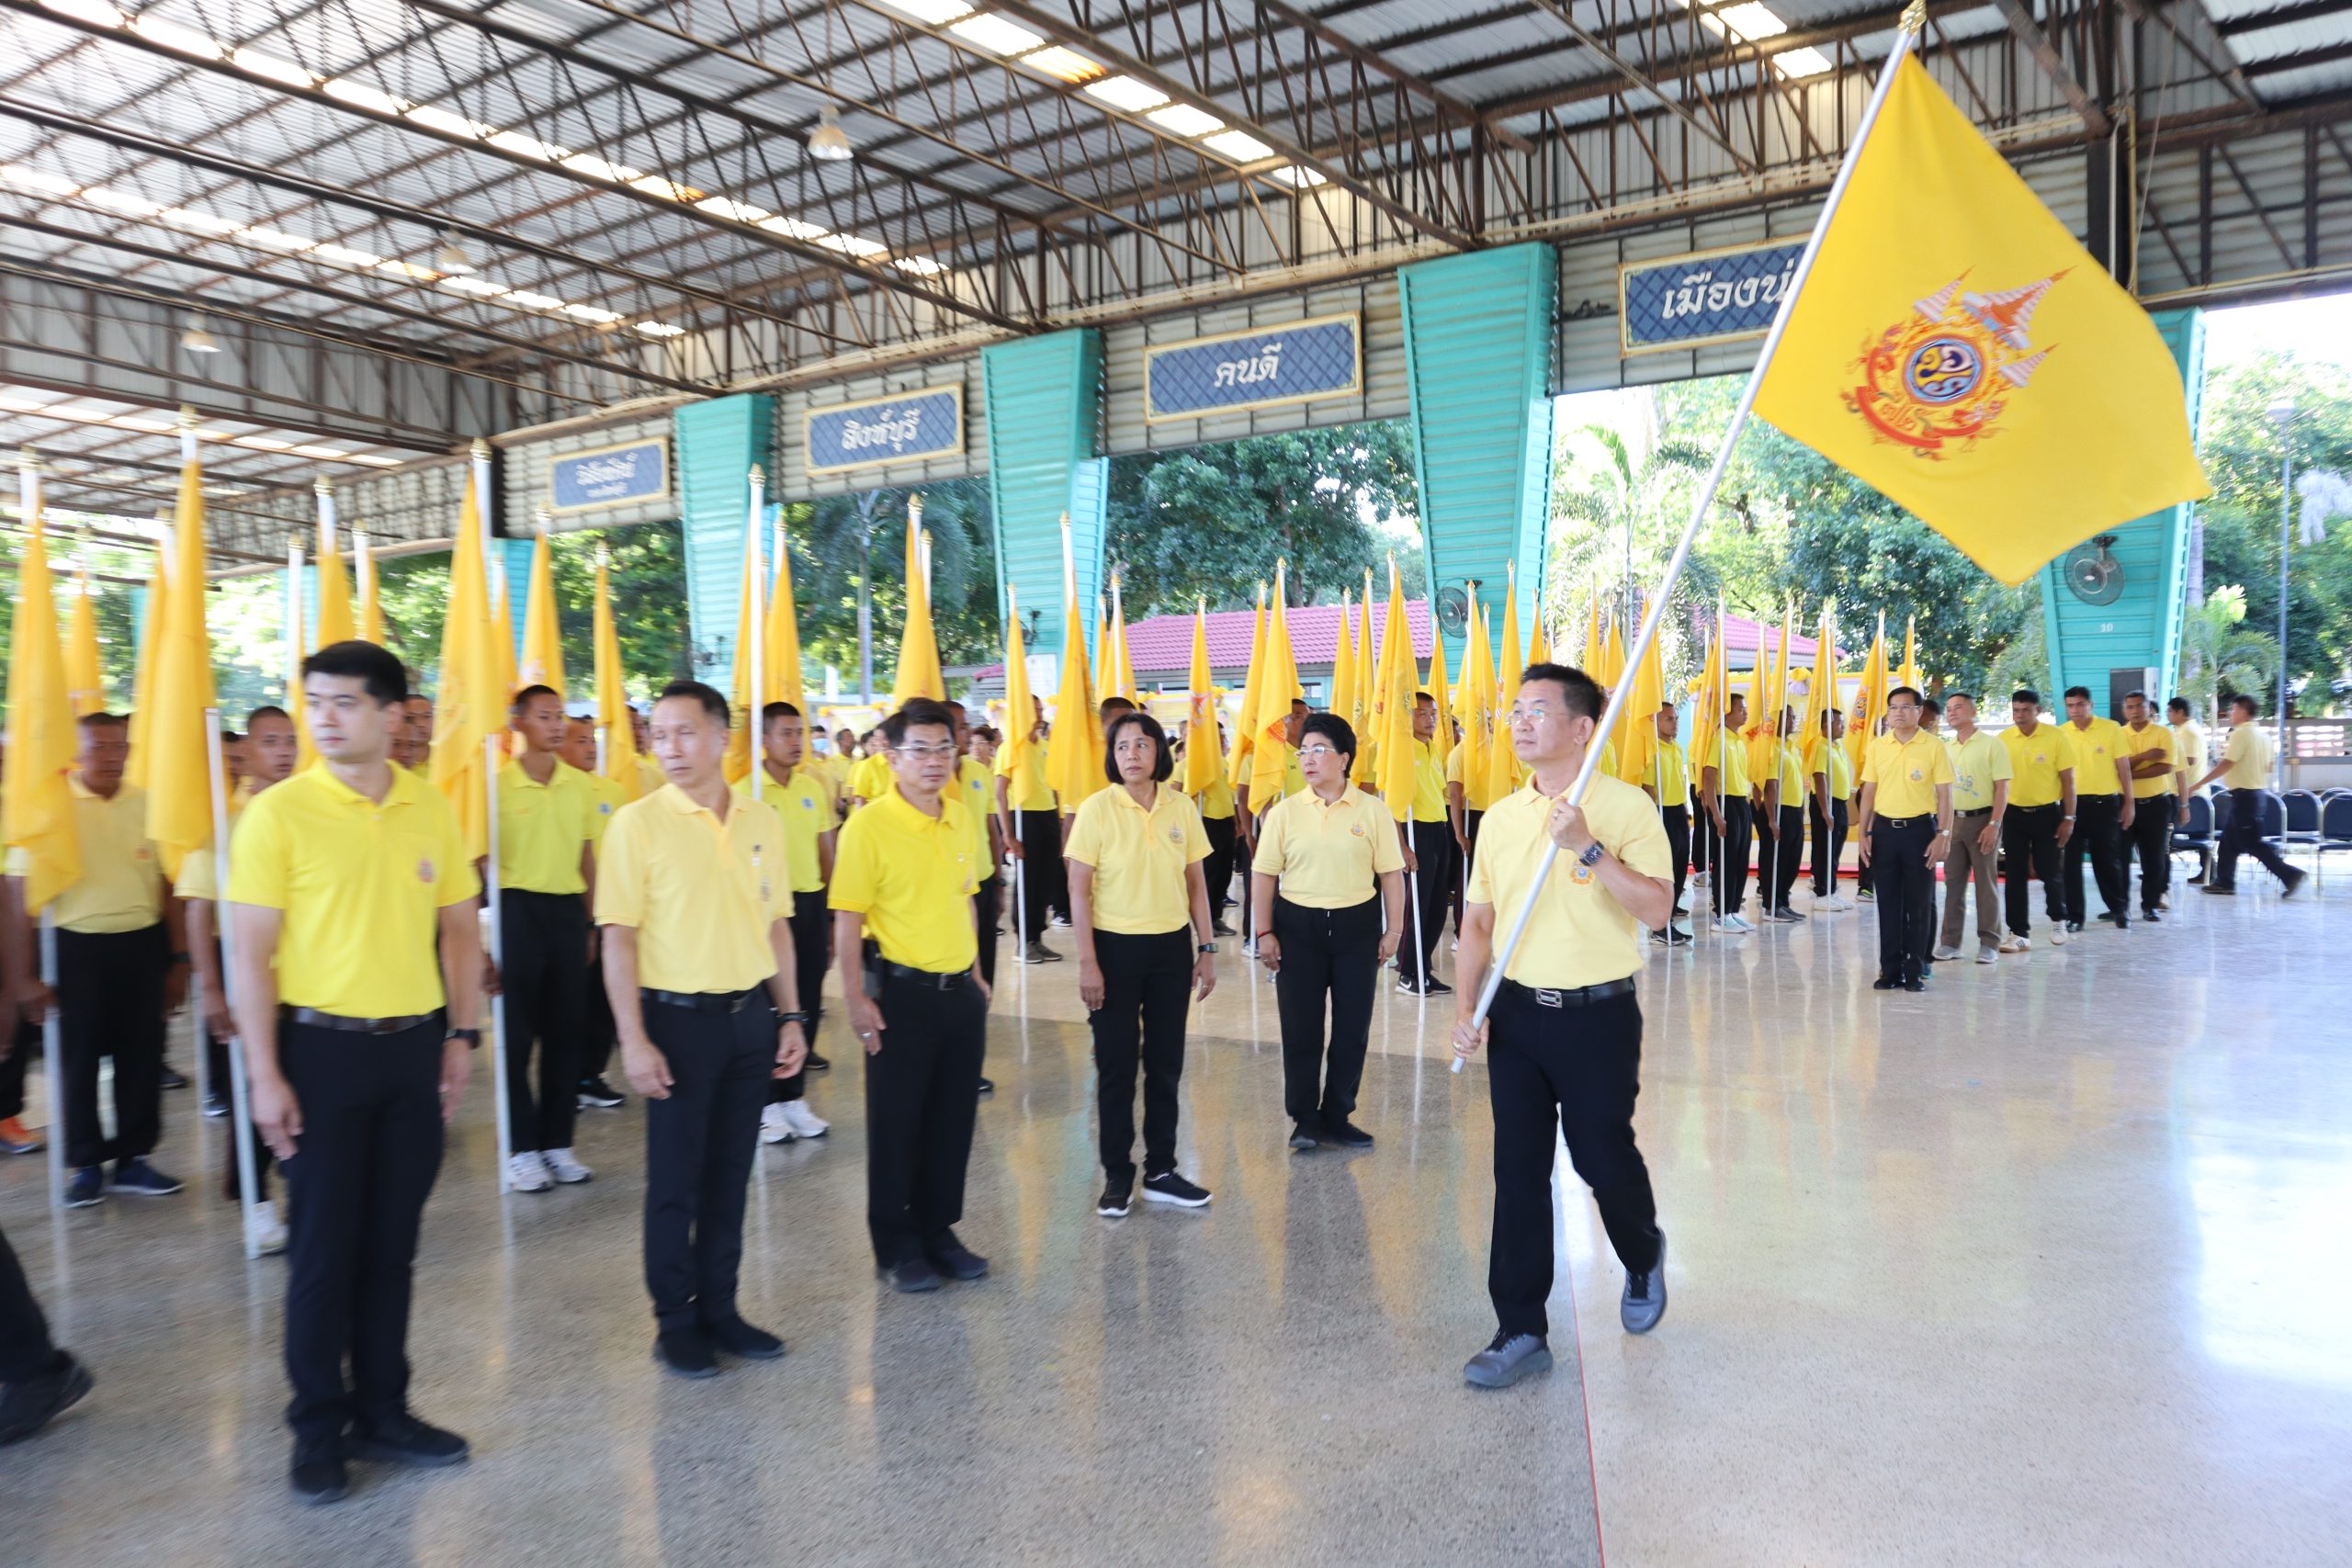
[2229,693,2259,716]
[1944,691,1976,706]
[2122,689,2148,705]
[1519,661,1604,722]
[1415,690,1434,705]
[883,696,956,746]
[2012,688,2041,706]
[1301,711,1356,763]
[511,683,560,711]
[654,679,728,727]
[1918,698,1941,720]
[1099,695,1136,719]
[762,700,801,723]
[77,711,127,733]
[2168,696,2191,716]
[303,639,406,706]
[2063,684,2093,703]
[245,705,290,726]
[1888,684,1922,705]
[1102,710,1173,784]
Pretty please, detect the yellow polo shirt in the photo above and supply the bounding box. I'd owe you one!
[584,773,629,847]
[849,752,892,805]
[2065,717,2129,797]
[1466,773,1671,988]
[7,778,165,934]
[1194,775,1235,820]
[2221,722,2271,788]
[1944,729,2013,813]
[1999,723,2076,808]
[1643,739,1690,807]
[1706,731,1750,796]
[1776,740,1809,806]
[1251,784,1404,910]
[637,756,666,799]
[596,784,787,994]
[1410,739,1449,823]
[738,764,836,894]
[999,739,1056,813]
[227,762,478,1017]
[2171,720,2205,777]
[830,787,979,974]
[956,756,996,873]
[170,795,241,903]
[496,758,594,896]
[1063,784,1211,935]
[2120,721,2177,800]
[1860,730,1954,818]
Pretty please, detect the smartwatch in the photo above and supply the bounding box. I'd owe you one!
[447,1027,481,1049]
[1577,841,1605,868]
[1197,942,1218,955]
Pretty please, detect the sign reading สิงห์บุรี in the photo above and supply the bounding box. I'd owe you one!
[548,437,670,513]
[805,386,965,474]
[1618,240,1807,355]
[1144,313,1362,422]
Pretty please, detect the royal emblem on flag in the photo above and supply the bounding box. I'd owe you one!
[1844,271,2064,458]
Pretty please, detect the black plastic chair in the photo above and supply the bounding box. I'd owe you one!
[2319,795,2352,881]
[2283,789,2323,849]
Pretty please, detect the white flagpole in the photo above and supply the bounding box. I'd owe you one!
[314,476,337,593]
[473,443,514,1191]
[17,455,64,1210]
[747,465,766,807]
[203,712,263,1258]
[1461,8,1927,1058]
[284,534,305,705]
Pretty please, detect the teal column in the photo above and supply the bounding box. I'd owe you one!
[674,394,775,690]
[1397,243,1557,637]
[2039,308,2204,708]
[497,538,533,665]
[981,329,1106,657]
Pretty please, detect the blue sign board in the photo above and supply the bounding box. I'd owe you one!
[548,436,669,513]
[805,386,964,474]
[1619,240,1806,355]
[1144,313,1361,422]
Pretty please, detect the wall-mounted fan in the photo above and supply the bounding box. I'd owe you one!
[2063,535,2124,606]
[1436,585,1471,637]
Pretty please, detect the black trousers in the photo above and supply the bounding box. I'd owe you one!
[2126,793,2175,914]
[0,1017,36,1122]
[0,1222,59,1384]
[642,994,774,1334]
[1272,895,1380,1127]
[2001,804,2066,936]
[1707,799,1753,917]
[1201,813,1238,924]
[1487,987,1657,1338]
[499,890,589,1154]
[1811,795,1849,897]
[1759,803,1806,911]
[973,876,1001,990]
[1016,809,1066,931]
[1871,818,1937,983]
[203,1023,275,1201]
[1453,808,1484,930]
[278,1018,444,1441]
[56,923,166,1171]
[863,974,986,1268]
[1688,791,1707,874]
[2216,787,2296,888]
[771,890,828,1104]
[1089,928,1194,1182]
[2065,795,2129,924]
[1402,819,1452,987]
[580,956,616,1084]
[1658,805,1690,912]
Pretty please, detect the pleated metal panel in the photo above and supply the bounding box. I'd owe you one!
[674,394,775,685]
[980,330,1107,659]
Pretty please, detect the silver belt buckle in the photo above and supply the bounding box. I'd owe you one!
[1533,987,1564,1009]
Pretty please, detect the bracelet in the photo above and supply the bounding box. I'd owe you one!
[1254,931,1274,943]
[777,1010,809,1026]
[446,1026,481,1048]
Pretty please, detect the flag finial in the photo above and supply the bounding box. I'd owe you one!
[314,476,333,497]
[177,404,198,432]
[470,436,492,459]
[1900,0,1925,32]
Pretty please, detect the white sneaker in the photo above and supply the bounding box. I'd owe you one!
[2049,926,2070,946]
[1998,934,2028,953]
[760,1103,797,1145]
[542,1147,592,1184]
[1817,895,1849,912]
[1974,945,1997,964]
[507,1151,552,1192]
[1932,943,1962,962]
[247,1198,288,1256]
[1719,913,1755,933]
[778,1100,830,1139]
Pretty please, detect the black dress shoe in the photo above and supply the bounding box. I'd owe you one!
[977,1076,995,1095]
[1211,918,1237,937]
[2065,919,2085,933]
[704,1316,786,1359]
[1903,976,1927,993]
[2141,908,2162,923]
[290,1436,349,1505]
[0,1349,93,1447]
[805,1050,831,1071]
[882,1258,942,1293]
[1287,1121,1319,1151]
[1321,1117,1374,1149]
[158,1066,190,1090]
[2201,884,2236,896]
[652,1328,720,1379]
[346,1410,470,1466]
[1872,976,1898,990]
[925,1236,989,1280]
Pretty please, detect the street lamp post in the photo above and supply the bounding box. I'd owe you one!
[2267,399,2295,788]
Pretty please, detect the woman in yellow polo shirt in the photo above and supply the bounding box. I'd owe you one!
[1250,714,1405,1153]
[1066,710,1216,1219]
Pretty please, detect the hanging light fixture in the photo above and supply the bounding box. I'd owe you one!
[181,313,220,354]
[434,228,477,274]
[808,105,854,163]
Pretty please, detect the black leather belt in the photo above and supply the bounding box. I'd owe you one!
[876,960,970,991]
[282,1006,435,1035]
[642,987,767,1014]
[1499,976,1635,1010]
[1876,814,1932,829]
[1955,807,1993,817]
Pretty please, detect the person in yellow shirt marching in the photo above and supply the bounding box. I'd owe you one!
[1856,684,1954,991]
[2060,684,2137,931]
[744,701,839,1144]
[560,716,630,1111]
[1996,688,2076,949]
[1639,704,1694,944]
[1933,693,2011,964]
[1758,707,1810,923]
[2165,696,2210,885]
[1806,710,1854,913]
[2119,690,2179,919]
[1398,693,1457,993]
[2188,694,2306,898]
[998,694,1067,964]
[1699,693,1755,932]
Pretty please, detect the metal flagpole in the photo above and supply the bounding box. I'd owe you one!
[40,912,62,1210]
[203,712,262,1258]
[1460,6,1928,1062]
[473,444,514,1191]
[748,464,766,807]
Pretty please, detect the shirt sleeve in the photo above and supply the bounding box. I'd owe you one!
[432,795,481,908]
[1367,810,1405,874]
[1464,817,1496,906]
[828,813,879,914]
[1181,799,1212,864]
[176,835,219,900]
[1062,795,1103,868]
[1987,739,2014,780]
[1609,791,1673,880]
[1249,798,1290,877]
[1445,745,1464,784]
[1927,741,1955,786]
[1859,740,1883,787]
[224,793,289,908]
[592,807,646,928]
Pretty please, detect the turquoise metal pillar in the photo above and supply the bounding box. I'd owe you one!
[2037,307,2205,708]
[674,394,775,691]
[497,537,533,665]
[980,329,1106,657]
[1397,243,1558,638]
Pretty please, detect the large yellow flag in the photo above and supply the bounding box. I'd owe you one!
[765,515,807,713]
[1846,614,1889,781]
[1225,586,1267,786]
[356,526,385,646]
[1044,532,1102,809]
[429,468,504,859]
[1182,599,1227,796]
[489,551,519,706]
[725,509,764,784]
[1356,566,1394,790]
[1691,601,1728,777]
[2,468,82,910]
[1426,613,1451,728]
[1374,565,1417,821]
[146,439,220,881]
[890,503,945,706]
[518,525,564,693]
[1800,604,1840,777]
[64,566,104,716]
[1615,607,1667,787]
[313,503,354,650]
[592,547,638,801]
[1329,589,1359,743]
[124,521,166,791]
[1528,596,1552,668]
[1482,571,1525,805]
[1754,56,2207,586]
[1247,563,1302,807]
[1458,601,1497,809]
[1001,586,1037,786]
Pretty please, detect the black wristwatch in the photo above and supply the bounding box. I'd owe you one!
[1577,841,1605,868]
[1197,941,1218,954]
[778,1010,810,1026]
[447,1027,481,1049]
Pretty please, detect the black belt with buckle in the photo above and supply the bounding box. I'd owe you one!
[642,987,767,1014]
[1955,806,1992,817]
[1877,814,1932,829]
[282,1006,435,1035]
[1499,976,1635,1010]
[876,960,969,992]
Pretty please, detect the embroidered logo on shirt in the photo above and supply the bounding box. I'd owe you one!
[417,859,435,884]
[1909,768,1923,781]
[1168,827,1183,843]
[1351,823,1365,837]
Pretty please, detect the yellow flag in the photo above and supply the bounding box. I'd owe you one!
[725,509,763,784]
[1600,608,1634,769]
[489,551,519,708]
[1528,596,1551,668]
[1329,589,1358,742]
[1581,586,1603,675]
[1846,614,1889,781]
[1800,604,1840,777]
[1225,586,1267,786]
[1111,575,1137,702]
[145,441,220,882]
[1182,599,1227,796]
[1482,570,1525,805]
[1753,56,2207,586]
[124,522,165,791]
[592,547,638,802]
[65,566,104,717]
[1044,533,1102,808]
[1001,585,1036,785]
[356,527,385,646]
[1426,612,1451,732]
[1374,565,1417,821]
[1615,609,1666,787]
[765,514,806,714]
[1691,601,1727,775]
[1247,562,1302,806]
[2,471,83,911]
[1458,601,1496,809]
[314,508,354,650]
[1899,614,1919,694]
[429,468,503,860]
[518,525,564,694]
[889,503,945,706]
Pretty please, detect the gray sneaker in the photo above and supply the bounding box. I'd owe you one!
[1463,1330,1553,1389]
[1931,943,1962,962]
[1974,944,1998,964]
[1621,1233,1668,1335]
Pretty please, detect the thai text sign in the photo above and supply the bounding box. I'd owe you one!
[1619,240,1807,355]
[549,437,669,513]
[805,386,964,474]
[1144,313,1362,421]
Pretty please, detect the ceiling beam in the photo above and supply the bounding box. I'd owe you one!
[1517,0,1758,173]
[2213,0,2352,34]
[1989,0,2111,135]
[1250,0,1534,153]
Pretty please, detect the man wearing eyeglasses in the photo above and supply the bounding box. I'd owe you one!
[1855,686,1954,992]
[1452,664,1676,1389]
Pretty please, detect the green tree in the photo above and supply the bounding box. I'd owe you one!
[787,479,996,696]
[2177,583,2278,725]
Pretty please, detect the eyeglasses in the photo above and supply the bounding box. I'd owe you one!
[892,743,959,761]
[1297,745,1341,761]
[1507,705,1566,726]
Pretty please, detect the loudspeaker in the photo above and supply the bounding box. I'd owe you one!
[2108,668,2157,721]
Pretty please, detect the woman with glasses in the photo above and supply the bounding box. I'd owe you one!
[1250,713,1405,1153]
[1064,711,1218,1219]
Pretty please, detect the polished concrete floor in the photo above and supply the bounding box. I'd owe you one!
[4,863,2349,1566]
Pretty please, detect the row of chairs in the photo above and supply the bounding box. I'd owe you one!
[2172,787,2352,879]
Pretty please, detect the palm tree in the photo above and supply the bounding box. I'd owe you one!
[1549,421,1708,644]
[2177,584,2279,727]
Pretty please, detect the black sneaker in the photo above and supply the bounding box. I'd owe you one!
[1620,1233,1668,1334]
[977,1076,994,1095]
[2141,908,2163,924]
[346,1410,469,1466]
[63,1167,104,1207]
[2201,884,2237,896]
[0,1349,93,1447]
[1287,1121,1319,1151]
[2283,868,2308,899]
[652,1328,720,1379]
[1096,1175,1133,1217]
[109,1157,183,1197]
[2065,919,2085,933]
[704,1316,786,1359]
[575,1077,625,1109]
[1423,976,1453,995]
[1871,976,1898,991]
[881,1257,942,1293]
[202,1091,230,1120]
[805,1050,831,1072]
[289,1436,349,1505]
[1141,1170,1211,1208]
[1210,918,1237,937]
[1321,1117,1374,1149]
[158,1066,190,1090]
[926,1235,989,1280]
